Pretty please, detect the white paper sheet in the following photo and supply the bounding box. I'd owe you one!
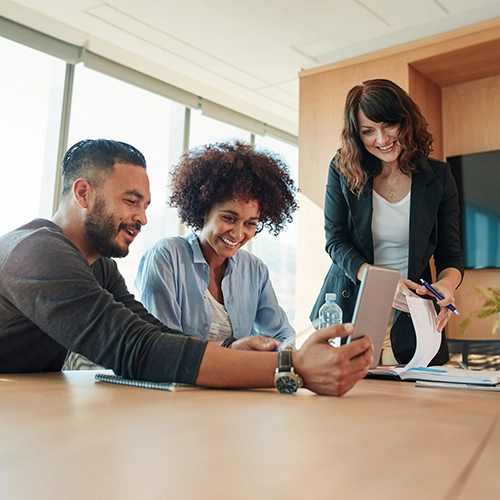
[393,297,441,374]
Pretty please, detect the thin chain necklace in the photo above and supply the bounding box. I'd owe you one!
[385,171,403,202]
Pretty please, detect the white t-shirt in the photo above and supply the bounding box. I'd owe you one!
[204,290,233,342]
[372,190,411,279]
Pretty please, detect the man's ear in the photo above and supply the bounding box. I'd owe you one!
[73,179,93,209]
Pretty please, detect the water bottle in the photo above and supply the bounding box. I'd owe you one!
[318,293,343,347]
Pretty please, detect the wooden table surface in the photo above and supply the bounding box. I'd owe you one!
[1,370,498,500]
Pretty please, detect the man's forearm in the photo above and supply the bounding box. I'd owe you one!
[195,343,277,388]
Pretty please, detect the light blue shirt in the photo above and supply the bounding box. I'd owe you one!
[134,233,295,344]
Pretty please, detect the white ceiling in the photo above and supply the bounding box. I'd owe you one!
[2,0,500,135]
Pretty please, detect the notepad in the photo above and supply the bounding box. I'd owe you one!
[415,380,500,391]
[94,373,196,391]
[398,366,500,385]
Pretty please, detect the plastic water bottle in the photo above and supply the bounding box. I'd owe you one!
[318,293,343,347]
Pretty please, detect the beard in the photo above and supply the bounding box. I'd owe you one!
[84,197,138,258]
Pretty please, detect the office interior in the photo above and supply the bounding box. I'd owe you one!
[2,1,500,346]
[2,4,500,499]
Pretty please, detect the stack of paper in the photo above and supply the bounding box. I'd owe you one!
[368,297,500,391]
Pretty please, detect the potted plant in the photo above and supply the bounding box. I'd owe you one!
[459,285,500,335]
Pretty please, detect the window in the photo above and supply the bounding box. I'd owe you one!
[189,111,251,148]
[68,64,185,287]
[253,135,299,324]
[0,20,301,332]
[0,35,65,236]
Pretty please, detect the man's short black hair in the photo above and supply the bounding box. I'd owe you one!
[61,139,147,197]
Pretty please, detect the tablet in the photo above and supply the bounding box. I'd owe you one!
[347,265,400,369]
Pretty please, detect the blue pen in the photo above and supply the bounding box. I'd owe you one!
[419,279,460,315]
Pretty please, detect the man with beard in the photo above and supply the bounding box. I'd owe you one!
[0,139,373,396]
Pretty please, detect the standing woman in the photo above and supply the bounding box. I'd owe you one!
[311,79,464,365]
[135,140,297,348]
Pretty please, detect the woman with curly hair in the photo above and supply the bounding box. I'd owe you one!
[135,140,298,349]
[311,79,464,366]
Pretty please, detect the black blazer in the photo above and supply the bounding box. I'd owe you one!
[311,157,464,365]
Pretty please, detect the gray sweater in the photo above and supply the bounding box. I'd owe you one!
[0,219,206,383]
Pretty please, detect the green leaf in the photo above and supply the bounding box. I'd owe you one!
[477,308,498,318]
[459,317,471,335]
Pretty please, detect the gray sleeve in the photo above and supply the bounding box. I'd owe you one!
[91,258,186,336]
[2,230,206,384]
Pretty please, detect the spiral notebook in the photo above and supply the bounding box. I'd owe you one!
[94,372,196,392]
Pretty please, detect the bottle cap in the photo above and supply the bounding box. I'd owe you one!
[325,293,336,301]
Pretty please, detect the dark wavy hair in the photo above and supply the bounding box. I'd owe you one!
[169,140,298,237]
[336,79,434,195]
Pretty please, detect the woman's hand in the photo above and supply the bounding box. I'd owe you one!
[230,336,282,351]
[392,278,421,312]
[416,280,456,332]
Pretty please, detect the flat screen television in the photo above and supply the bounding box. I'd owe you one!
[448,150,500,269]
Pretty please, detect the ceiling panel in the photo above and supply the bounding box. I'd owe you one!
[87,4,220,67]
[273,0,387,38]
[202,0,321,46]
[357,0,447,28]
[2,0,500,136]
[202,60,269,90]
[441,0,500,15]
[256,85,299,111]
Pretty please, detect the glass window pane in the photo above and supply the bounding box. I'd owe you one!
[255,135,299,181]
[189,111,250,148]
[0,35,65,236]
[68,65,185,287]
[253,136,299,325]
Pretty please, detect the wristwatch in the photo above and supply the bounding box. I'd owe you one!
[274,350,303,394]
[221,336,237,348]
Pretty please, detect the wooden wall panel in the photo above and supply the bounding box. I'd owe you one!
[408,67,443,160]
[443,75,500,157]
[298,72,342,208]
[410,38,500,87]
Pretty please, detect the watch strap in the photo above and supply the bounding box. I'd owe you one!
[277,349,292,372]
[221,337,237,348]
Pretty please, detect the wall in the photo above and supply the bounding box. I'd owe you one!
[443,75,500,340]
[443,75,500,156]
[299,57,409,208]
[298,18,500,340]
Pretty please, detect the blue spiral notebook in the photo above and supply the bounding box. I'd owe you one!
[95,373,196,392]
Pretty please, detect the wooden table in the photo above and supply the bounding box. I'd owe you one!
[1,371,498,500]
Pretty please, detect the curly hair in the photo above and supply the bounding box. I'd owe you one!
[169,140,298,237]
[336,79,434,195]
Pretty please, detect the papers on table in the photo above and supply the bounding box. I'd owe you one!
[390,297,441,375]
[368,297,500,388]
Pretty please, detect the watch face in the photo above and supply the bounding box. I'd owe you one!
[275,374,298,394]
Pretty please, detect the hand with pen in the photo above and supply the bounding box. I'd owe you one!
[416,275,461,332]
[392,269,462,332]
